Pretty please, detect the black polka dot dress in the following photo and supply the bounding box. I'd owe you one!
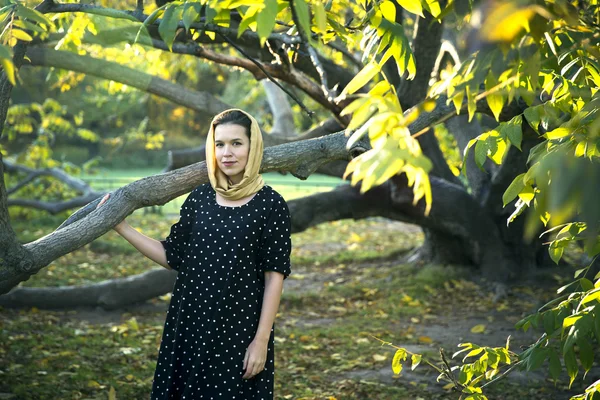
[150,184,291,400]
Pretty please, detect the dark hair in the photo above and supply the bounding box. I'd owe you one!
[212,110,252,138]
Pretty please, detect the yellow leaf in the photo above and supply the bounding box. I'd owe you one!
[108,386,117,400]
[470,324,486,333]
[442,382,454,390]
[12,29,33,41]
[392,348,407,374]
[87,380,101,388]
[418,336,433,344]
[125,374,134,381]
[480,3,536,43]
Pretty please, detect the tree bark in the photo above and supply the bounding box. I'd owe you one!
[262,80,296,138]
[0,131,370,296]
[25,47,230,117]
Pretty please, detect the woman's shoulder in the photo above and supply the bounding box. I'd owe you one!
[190,183,211,197]
[262,184,286,204]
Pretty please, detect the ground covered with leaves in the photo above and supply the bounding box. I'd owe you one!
[0,215,594,399]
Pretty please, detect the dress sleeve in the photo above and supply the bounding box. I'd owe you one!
[161,189,198,271]
[258,195,292,280]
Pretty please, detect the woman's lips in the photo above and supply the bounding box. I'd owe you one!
[222,161,236,167]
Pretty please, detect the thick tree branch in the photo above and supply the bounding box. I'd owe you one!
[25,47,230,116]
[216,33,314,117]
[165,118,343,171]
[0,132,369,294]
[262,81,296,138]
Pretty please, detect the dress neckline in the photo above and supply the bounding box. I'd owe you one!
[213,185,265,209]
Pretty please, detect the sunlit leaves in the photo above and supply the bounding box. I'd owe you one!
[396,0,423,17]
[0,44,14,85]
[256,0,278,45]
[479,2,536,43]
[158,3,182,51]
[341,78,432,213]
[292,0,312,45]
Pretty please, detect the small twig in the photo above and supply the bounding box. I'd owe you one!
[7,173,37,195]
[480,360,524,389]
[369,335,445,375]
[439,348,463,390]
[217,32,314,118]
[289,0,336,102]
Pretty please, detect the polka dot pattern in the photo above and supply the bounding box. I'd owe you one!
[152,184,291,399]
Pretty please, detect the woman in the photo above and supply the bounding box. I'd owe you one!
[97,109,291,399]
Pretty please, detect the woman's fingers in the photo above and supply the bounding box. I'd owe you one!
[243,359,265,379]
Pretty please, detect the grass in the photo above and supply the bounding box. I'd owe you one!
[72,169,344,214]
[14,215,421,288]
[1,213,583,399]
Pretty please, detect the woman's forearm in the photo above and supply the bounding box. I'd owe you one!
[115,223,170,269]
[254,272,284,342]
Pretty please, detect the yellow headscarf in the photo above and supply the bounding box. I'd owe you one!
[205,109,265,200]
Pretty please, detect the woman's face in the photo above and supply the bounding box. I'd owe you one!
[214,123,250,184]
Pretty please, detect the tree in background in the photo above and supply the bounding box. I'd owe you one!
[0,0,599,397]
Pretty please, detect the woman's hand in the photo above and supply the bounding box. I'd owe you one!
[242,337,268,379]
[96,193,128,233]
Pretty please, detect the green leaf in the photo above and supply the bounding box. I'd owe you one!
[502,115,523,150]
[564,349,579,388]
[576,336,594,373]
[466,85,476,122]
[397,0,424,17]
[474,138,488,169]
[135,5,164,44]
[293,0,312,44]
[485,72,504,121]
[526,347,547,371]
[524,105,542,133]
[543,311,556,335]
[549,245,564,265]
[340,62,380,96]
[503,173,526,206]
[257,0,278,46]
[182,3,201,32]
[15,3,52,28]
[158,4,181,51]
[313,1,327,33]
[548,350,561,381]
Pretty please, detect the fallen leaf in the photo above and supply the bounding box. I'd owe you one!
[471,324,486,333]
[418,336,433,344]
